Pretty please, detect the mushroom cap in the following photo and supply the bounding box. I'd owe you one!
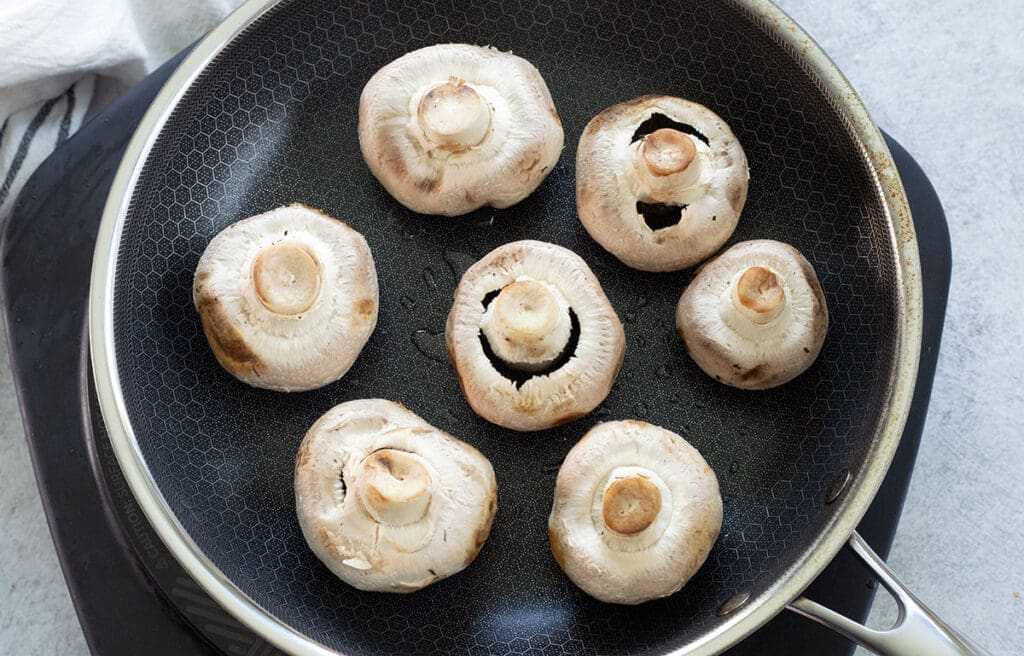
[294,399,497,593]
[358,43,564,216]
[576,95,748,272]
[193,204,378,392]
[676,239,829,389]
[446,240,626,431]
[548,420,722,605]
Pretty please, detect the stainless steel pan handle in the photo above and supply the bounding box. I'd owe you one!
[787,532,988,655]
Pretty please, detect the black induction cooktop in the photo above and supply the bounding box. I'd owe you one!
[0,49,949,656]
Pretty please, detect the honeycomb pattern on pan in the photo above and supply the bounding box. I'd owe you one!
[111,0,900,654]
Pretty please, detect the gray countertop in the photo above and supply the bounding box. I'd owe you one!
[1,1,1021,654]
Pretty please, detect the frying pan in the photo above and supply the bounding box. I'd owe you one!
[88,0,985,654]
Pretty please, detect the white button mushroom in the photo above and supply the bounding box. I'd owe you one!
[676,239,829,389]
[192,204,378,392]
[548,420,722,605]
[446,241,626,431]
[294,399,497,593]
[358,44,564,216]
[576,95,749,272]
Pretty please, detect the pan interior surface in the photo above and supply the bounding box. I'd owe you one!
[107,0,902,653]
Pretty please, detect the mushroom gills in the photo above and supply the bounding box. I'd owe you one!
[478,286,581,388]
[630,112,711,146]
[334,466,347,506]
[636,200,687,231]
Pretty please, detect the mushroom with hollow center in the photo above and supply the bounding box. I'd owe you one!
[446,240,625,431]
[548,420,722,605]
[676,239,829,389]
[576,95,749,272]
[358,44,564,216]
[192,204,378,392]
[294,399,497,593]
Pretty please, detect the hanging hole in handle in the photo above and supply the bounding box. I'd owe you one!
[863,578,902,632]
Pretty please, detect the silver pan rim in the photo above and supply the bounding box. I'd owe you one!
[88,1,923,654]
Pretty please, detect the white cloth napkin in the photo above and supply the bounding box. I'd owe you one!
[0,0,244,219]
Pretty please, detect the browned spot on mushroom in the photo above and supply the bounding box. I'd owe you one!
[691,335,732,372]
[371,121,410,173]
[465,493,497,567]
[476,504,496,550]
[356,297,376,319]
[511,394,542,414]
[295,441,313,473]
[416,176,440,193]
[548,525,567,569]
[484,248,525,272]
[550,409,588,427]
[516,150,543,181]
[739,364,765,381]
[196,295,263,378]
[727,180,745,211]
[373,452,394,475]
[317,527,336,552]
[193,270,212,289]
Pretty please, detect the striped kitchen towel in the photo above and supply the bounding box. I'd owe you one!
[0,78,93,220]
[0,0,243,221]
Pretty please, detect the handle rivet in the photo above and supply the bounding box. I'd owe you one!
[717,591,751,617]
[825,469,851,504]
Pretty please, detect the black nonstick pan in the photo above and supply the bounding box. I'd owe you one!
[88,1,983,654]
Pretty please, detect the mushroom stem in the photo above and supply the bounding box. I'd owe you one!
[601,473,662,536]
[633,129,702,202]
[642,128,696,176]
[252,242,322,316]
[417,80,492,150]
[356,448,433,526]
[732,266,787,324]
[480,278,572,372]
